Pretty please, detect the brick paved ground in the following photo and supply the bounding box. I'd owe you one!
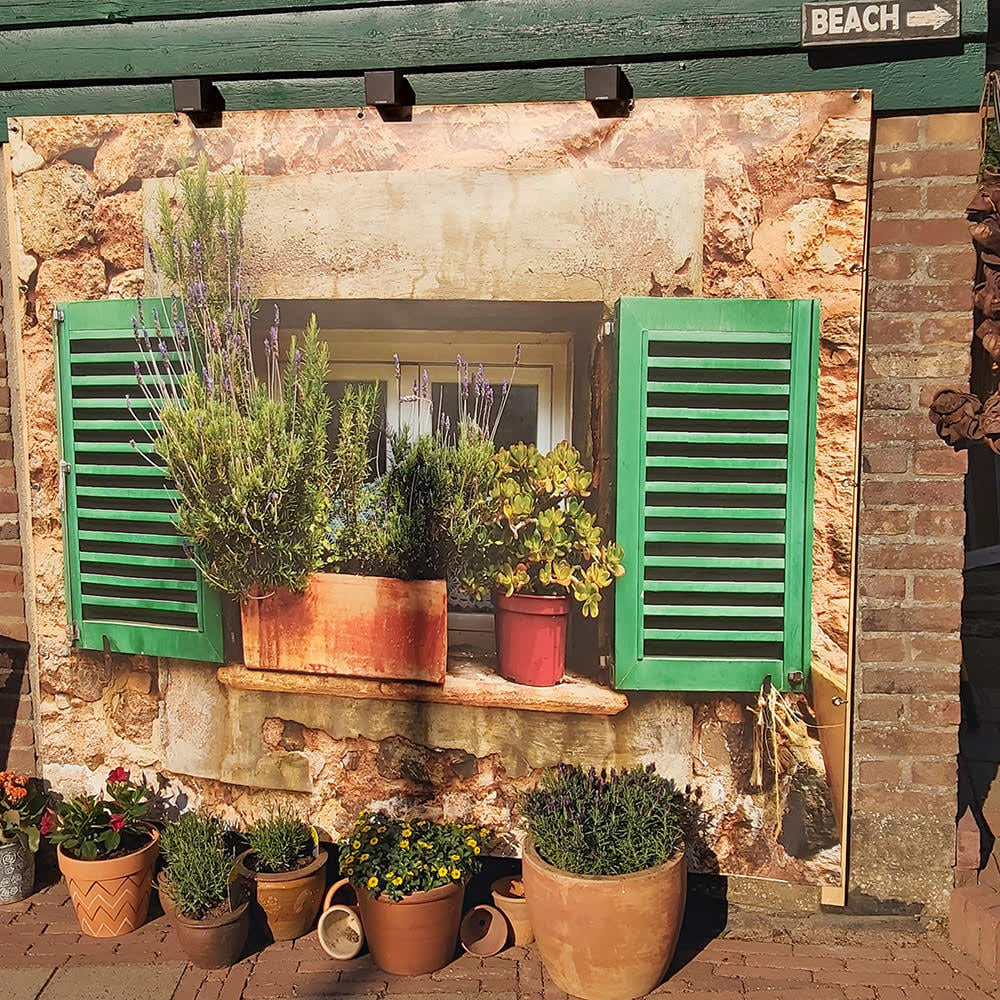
[2,879,998,1000]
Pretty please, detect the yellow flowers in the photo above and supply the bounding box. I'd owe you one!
[466,837,478,848]
[393,877,403,886]
[450,854,460,862]
[367,876,379,889]
[377,826,387,834]
[437,866,449,877]
[369,837,378,845]
[450,868,462,880]
[473,846,481,855]
[401,827,413,838]
[418,840,433,850]
[352,840,361,850]
[400,840,410,850]
[360,853,369,861]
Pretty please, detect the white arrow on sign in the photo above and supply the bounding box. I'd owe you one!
[906,4,954,29]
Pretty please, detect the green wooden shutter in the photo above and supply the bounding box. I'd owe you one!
[54,298,223,663]
[614,297,819,692]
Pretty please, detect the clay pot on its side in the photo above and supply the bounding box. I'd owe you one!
[356,880,464,975]
[0,839,35,905]
[460,903,509,957]
[236,849,327,942]
[493,591,569,686]
[522,837,686,1000]
[160,887,250,969]
[58,827,159,938]
[316,878,365,960]
[491,875,533,946]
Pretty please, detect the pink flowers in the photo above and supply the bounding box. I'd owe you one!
[107,767,130,786]
[39,809,56,836]
[108,814,126,833]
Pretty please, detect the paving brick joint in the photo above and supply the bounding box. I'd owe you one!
[1,881,998,1000]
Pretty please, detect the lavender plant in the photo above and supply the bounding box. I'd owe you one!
[133,157,331,598]
[521,763,687,876]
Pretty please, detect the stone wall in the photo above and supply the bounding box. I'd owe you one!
[851,112,979,917]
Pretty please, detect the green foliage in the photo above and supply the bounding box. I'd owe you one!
[464,441,625,616]
[243,810,313,874]
[160,811,237,920]
[323,382,496,583]
[46,768,151,862]
[521,763,687,877]
[339,811,493,902]
[0,772,47,853]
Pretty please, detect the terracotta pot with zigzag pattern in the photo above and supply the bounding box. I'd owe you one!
[58,826,159,937]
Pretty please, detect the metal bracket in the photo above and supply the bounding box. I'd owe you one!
[58,459,70,511]
[52,306,64,326]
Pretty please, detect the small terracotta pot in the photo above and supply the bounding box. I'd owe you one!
[356,880,464,975]
[493,591,569,686]
[58,826,159,938]
[460,903,508,956]
[236,849,327,941]
[0,839,35,905]
[491,875,533,946]
[317,878,365,960]
[522,837,686,1000]
[160,887,250,969]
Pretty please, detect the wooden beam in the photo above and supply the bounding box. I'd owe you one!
[3,1,983,87]
[0,43,985,145]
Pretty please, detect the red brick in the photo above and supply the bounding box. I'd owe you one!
[0,544,22,567]
[866,315,917,347]
[862,449,909,474]
[0,492,20,515]
[914,508,966,537]
[860,542,962,571]
[919,314,973,345]
[912,758,958,786]
[924,112,980,146]
[877,116,921,145]
[862,667,957,695]
[2,748,35,773]
[910,634,962,663]
[868,281,972,313]
[913,448,968,475]
[857,636,906,661]
[909,696,961,727]
[873,147,981,180]
[858,574,906,600]
[854,726,958,758]
[860,507,910,534]
[857,695,905,722]
[864,412,939,443]
[858,758,905,783]
[9,722,33,748]
[871,185,923,215]
[911,573,962,605]
[870,216,972,249]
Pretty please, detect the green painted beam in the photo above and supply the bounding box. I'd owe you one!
[0,1,986,88]
[0,0,988,33]
[0,43,986,145]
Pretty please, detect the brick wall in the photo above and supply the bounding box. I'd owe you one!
[0,156,32,774]
[852,112,980,917]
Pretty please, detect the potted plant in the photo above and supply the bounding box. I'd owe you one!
[520,763,688,1000]
[158,810,250,969]
[235,809,326,941]
[45,767,159,937]
[339,810,493,975]
[0,771,46,905]
[467,441,624,686]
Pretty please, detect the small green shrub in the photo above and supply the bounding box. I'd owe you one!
[160,811,236,920]
[244,810,313,874]
[521,763,687,877]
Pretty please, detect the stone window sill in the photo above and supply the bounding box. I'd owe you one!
[216,648,628,717]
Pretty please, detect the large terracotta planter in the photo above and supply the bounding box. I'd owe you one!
[522,837,686,1000]
[236,849,327,941]
[493,591,569,686]
[0,839,35,905]
[356,880,464,975]
[160,887,250,969]
[58,827,159,938]
[241,572,447,683]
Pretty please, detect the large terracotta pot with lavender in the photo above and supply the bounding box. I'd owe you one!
[58,827,159,938]
[522,838,685,1000]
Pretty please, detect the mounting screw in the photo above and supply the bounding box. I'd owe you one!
[788,671,804,686]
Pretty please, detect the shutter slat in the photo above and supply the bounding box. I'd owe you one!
[57,298,222,662]
[81,573,198,592]
[645,506,786,519]
[644,628,784,642]
[615,297,819,693]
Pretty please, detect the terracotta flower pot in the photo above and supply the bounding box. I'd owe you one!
[160,887,250,969]
[491,875,533,946]
[459,903,508,956]
[236,849,327,941]
[0,839,35,905]
[356,880,464,975]
[57,827,159,938]
[241,572,448,683]
[522,836,686,1000]
[493,591,569,686]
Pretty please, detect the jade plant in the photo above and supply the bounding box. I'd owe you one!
[464,441,625,615]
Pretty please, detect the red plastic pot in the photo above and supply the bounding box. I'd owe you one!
[492,591,569,686]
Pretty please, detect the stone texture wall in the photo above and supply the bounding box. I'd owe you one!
[851,112,979,917]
